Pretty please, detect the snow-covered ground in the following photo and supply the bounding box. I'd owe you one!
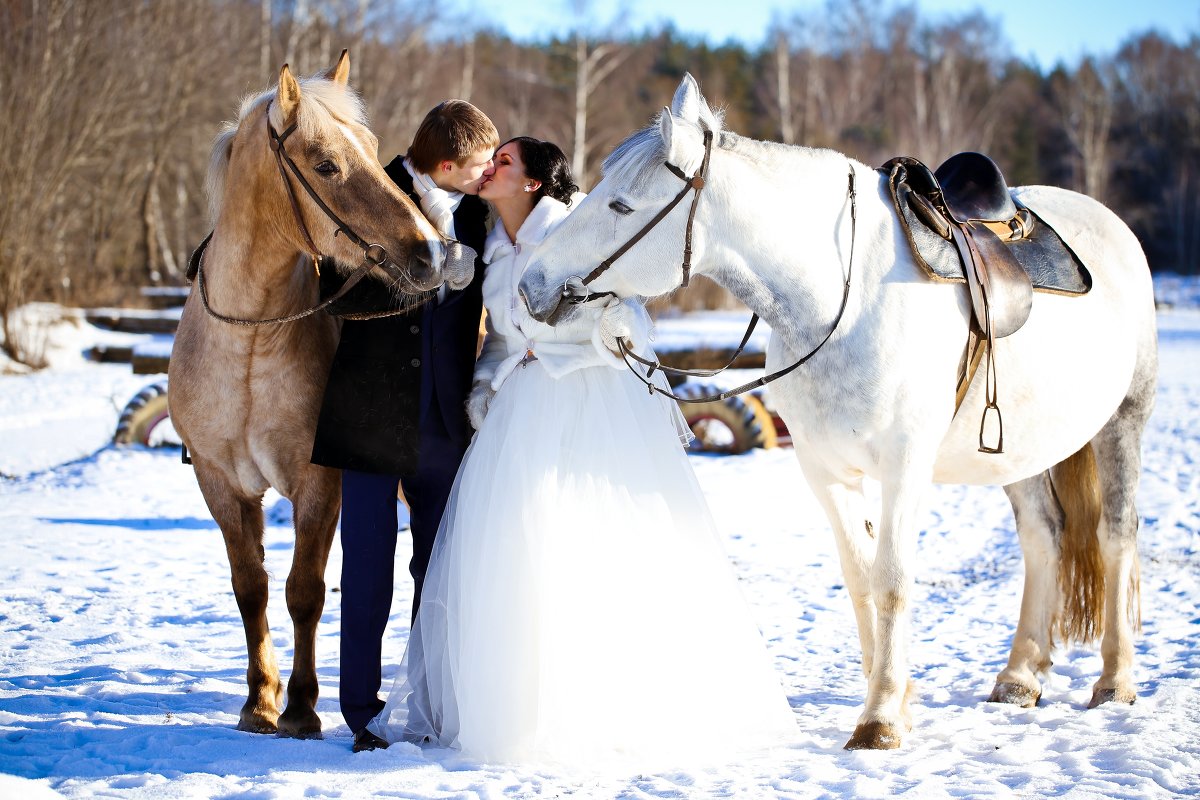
[1,281,1198,799]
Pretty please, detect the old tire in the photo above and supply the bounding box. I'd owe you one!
[675,383,766,455]
[113,380,174,446]
[744,392,778,449]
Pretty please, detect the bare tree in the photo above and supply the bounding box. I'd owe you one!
[0,0,132,362]
[458,32,476,102]
[1053,57,1116,198]
[563,0,629,184]
[773,26,794,144]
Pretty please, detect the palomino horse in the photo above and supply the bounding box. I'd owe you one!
[170,52,471,737]
[519,75,1157,750]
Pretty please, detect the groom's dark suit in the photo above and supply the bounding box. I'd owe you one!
[311,156,487,734]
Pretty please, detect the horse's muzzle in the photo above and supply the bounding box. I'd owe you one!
[442,240,477,290]
[519,281,575,326]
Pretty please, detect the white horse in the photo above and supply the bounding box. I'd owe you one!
[519,75,1157,750]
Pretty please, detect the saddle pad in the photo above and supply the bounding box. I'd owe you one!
[885,161,1093,296]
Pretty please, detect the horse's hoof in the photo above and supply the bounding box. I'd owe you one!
[237,698,281,734]
[1088,686,1136,708]
[844,721,902,750]
[277,707,323,739]
[236,717,279,735]
[988,681,1040,708]
[278,727,324,740]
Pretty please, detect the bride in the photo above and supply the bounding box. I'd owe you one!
[368,136,796,770]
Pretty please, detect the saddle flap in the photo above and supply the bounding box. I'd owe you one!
[960,222,1033,338]
[935,152,1018,224]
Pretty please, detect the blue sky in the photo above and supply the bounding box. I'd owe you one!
[462,0,1197,69]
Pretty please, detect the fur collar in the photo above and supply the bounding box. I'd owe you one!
[483,193,585,264]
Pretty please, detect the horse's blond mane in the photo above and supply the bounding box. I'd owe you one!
[205,74,368,225]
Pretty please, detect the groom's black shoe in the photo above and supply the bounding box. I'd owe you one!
[352,729,390,753]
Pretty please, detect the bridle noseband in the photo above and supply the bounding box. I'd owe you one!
[192,104,432,327]
[561,129,714,306]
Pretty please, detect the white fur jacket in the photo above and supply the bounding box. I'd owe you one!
[473,193,652,392]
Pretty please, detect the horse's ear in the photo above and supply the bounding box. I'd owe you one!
[278,64,302,124]
[671,73,702,123]
[325,49,350,85]
[659,107,677,158]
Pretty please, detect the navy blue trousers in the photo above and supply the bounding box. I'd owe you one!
[337,413,466,733]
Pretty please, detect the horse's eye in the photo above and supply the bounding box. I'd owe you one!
[314,160,339,176]
[608,199,633,216]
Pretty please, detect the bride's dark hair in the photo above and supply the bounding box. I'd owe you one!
[505,137,579,206]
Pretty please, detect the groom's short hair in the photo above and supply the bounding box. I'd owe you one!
[407,100,499,174]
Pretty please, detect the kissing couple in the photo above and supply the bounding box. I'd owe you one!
[311,99,796,771]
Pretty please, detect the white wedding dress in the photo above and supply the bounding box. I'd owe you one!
[368,196,796,771]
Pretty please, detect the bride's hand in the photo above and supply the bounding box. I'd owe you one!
[466,380,496,430]
[598,300,635,353]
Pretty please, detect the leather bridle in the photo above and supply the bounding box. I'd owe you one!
[192,104,431,327]
[553,125,856,404]
[559,129,715,307]
[566,131,857,405]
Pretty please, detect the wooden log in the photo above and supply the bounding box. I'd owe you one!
[87,344,135,364]
[131,340,173,375]
[139,286,190,309]
[85,308,181,334]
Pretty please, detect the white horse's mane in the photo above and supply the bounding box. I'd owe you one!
[206,75,367,225]
[601,106,732,194]
[600,108,847,196]
[600,124,666,194]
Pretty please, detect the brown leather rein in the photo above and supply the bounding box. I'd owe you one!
[190,104,429,327]
[559,129,857,404]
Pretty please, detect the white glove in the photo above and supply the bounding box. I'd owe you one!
[598,300,636,353]
[466,379,496,430]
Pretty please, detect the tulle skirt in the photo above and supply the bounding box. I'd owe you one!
[369,360,796,771]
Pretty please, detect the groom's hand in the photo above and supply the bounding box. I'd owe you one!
[466,380,495,430]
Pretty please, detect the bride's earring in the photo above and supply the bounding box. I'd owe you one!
[524,185,532,192]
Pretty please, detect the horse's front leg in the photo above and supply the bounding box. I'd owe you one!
[845,462,929,750]
[799,463,879,678]
[276,464,341,738]
[194,463,282,733]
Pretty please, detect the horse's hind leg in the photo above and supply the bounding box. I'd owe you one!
[992,473,1062,707]
[195,465,281,733]
[276,465,340,738]
[1087,354,1156,708]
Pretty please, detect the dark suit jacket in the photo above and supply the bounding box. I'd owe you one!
[310,157,487,475]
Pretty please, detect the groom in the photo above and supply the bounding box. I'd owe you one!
[311,100,498,752]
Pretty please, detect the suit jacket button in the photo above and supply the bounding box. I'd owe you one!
[410,325,420,334]
[411,358,421,367]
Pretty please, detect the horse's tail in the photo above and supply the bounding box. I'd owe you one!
[1051,443,1107,644]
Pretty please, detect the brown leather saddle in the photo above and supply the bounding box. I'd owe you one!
[882,152,1092,453]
